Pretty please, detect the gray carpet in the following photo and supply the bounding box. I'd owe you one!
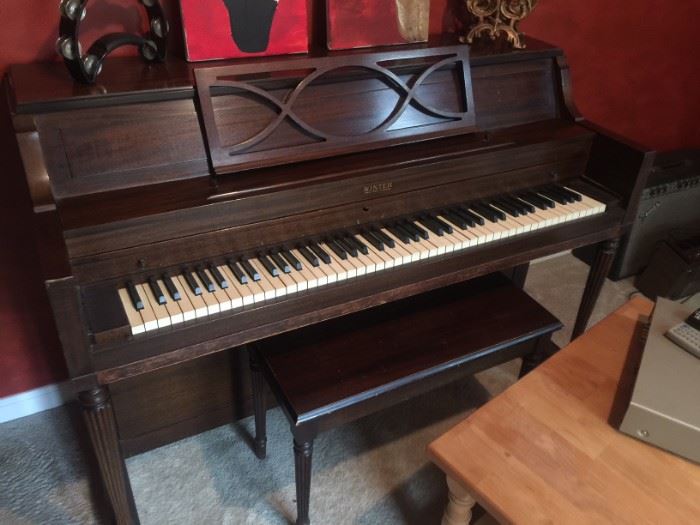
[0,254,637,525]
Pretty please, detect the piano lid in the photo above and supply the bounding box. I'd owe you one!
[195,45,476,175]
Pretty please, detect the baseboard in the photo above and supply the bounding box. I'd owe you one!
[0,382,73,424]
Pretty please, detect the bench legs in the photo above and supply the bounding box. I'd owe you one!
[250,347,315,524]
[519,335,551,378]
[293,438,314,525]
[442,476,476,525]
[249,348,267,459]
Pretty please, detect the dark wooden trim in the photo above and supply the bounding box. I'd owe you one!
[249,347,268,460]
[78,386,139,525]
[46,277,94,378]
[572,237,621,339]
[292,439,313,525]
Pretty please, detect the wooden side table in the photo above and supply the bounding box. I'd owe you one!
[428,296,700,524]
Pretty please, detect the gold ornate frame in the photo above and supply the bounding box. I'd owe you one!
[462,0,539,49]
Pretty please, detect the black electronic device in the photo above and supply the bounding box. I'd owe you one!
[574,150,700,279]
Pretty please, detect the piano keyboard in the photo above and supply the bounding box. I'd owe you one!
[117,185,606,335]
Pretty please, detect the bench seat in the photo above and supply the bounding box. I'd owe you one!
[249,273,562,524]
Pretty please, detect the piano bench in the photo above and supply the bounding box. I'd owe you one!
[249,273,562,525]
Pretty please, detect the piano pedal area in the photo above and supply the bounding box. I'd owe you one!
[115,184,607,337]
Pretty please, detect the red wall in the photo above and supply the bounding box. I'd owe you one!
[1,0,698,398]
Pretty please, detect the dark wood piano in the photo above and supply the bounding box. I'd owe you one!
[3,38,653,523]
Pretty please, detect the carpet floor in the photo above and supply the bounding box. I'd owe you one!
[0,254,637,525]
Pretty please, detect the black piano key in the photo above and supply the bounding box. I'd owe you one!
[227,260,248,284]
[348,235,369,255]
[336,236,358,257]
[511,196,535,214]
[387,224,412,244]
[482,202,507,221]
[502,196,531,215]
[258,254,279,277]
[270,251,291,273]
[209,265,228,289]
[361,230,384,251]
[126,280,144,311]
[450,208,476,227]
[162,274,181,301]
[537,187,567,205]
[394,223,418,242]
[240,259,261,282]
[553,184,582,202]
[373,228,395,249]
[325,238,348,260]
[309,242,332,264]
[442,211,468,229]
[468,203,498,222]
[491,198,520,217]
[516,192,547,211]
[397,222,420,242]
[147,277,167,305]
[184,271,203,295]
[298,245,320,267]
[281,249,303,271]
[196,265,216,292]
[429,214,454,234]
[522,190,554,209]
[416,216,444,236]
[457,206,484,225]
[544,184,574,203]
[401,220,428,240]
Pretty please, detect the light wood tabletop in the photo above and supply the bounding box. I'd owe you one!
[428,296,700,524]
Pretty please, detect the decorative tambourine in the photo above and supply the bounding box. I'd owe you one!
[56,0,169,84]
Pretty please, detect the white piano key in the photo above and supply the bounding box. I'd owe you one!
[118,288,146,335]
[176,275,208,319]
[157,279,184,325]
[134,283,160,332]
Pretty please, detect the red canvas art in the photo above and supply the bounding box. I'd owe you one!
[327,0,430,50]
[180,0,309,61]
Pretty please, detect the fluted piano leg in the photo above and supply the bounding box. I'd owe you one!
[293,438,314,525]
[79,386,139,525]
[572,237,620,339]
[249,347,267,459]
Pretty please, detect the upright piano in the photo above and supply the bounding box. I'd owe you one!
[3,38,653,523]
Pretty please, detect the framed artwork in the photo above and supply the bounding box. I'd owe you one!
[180,0,309,61]
[327,0,430,50]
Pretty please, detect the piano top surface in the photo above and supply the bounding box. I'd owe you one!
[6,37,563,115]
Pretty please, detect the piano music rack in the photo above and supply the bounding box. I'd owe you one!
[195,46,476,175]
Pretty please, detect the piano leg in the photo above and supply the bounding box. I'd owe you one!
[293,437,314,525]
[507,262,530,289]
[572,237,621,339]
[249,347,267,459]
[78,386,139,525]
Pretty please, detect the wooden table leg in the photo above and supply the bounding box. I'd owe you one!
[249,347,267,459]
[79,386,139,525]
[572,237,620,340]
[442,476,476,525]
[293,438,314,525]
